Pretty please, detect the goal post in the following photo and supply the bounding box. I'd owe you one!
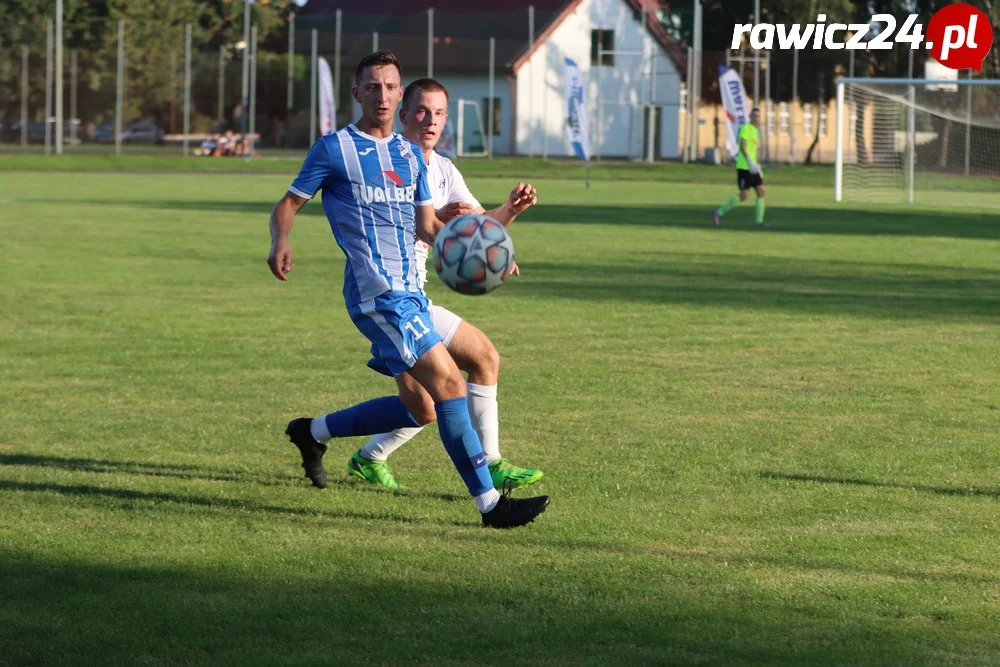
[455,99,487,158]
[834,77,1000,207]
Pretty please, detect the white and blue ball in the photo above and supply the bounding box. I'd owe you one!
[432,214,515,295]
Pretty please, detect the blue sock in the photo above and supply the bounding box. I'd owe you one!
[435,397,494,497]
[323,396,419,439]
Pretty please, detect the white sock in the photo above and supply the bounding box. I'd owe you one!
[475,488,501,513]
[360,427,424,461]
[310,417,331,444]
[467,383,500,464]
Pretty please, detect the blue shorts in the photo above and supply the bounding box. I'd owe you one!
[347,291,443,377]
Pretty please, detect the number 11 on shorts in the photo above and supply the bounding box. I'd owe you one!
[404,315,431,340]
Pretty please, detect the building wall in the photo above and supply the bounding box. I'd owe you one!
[441,76,515,156]
[514,0,682,159]
[682,99,842,164]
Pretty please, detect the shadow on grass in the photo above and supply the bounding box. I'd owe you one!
[0,453,466,503]
[27,198,1000,240]
[512,255,999,321]
[760,471,1000,499]
[0,549,990,665]
[0,479,476,527]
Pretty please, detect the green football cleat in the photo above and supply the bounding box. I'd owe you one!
[488,458,544,489]
[347,450,401,489]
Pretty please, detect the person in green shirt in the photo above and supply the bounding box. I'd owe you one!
[713,107,769,228]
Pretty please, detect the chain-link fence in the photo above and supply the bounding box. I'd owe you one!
[2,7,990,165]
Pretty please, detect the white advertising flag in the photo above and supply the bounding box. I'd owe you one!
[564,57,589,161]
[718,65,750,161]
[319,57,336,135]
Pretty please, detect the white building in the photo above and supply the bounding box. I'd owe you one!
[298,0,683,158]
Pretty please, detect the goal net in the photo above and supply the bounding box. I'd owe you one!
[835,78,1000,208]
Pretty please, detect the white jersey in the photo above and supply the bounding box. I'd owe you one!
[415,150,482,288]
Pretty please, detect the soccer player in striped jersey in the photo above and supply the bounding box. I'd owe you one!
[267,52,549,529]
[345,77,543,491]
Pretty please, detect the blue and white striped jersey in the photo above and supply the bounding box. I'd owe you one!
[289,124,433,306]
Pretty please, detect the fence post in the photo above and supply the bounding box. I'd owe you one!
[249,25,258,156]
[241,0,251,138]
[335,10,342,115]
[184,24,192,157]
[56,0,64,154]
[45,20,53,154]
[527,5,534,158]
[310,29,317,144]
[488,37,495,159]
[287,11,295,120]
[218,49,225,126]
[427,8,434,77]
[21,46,28,147]
[116,20,124,155]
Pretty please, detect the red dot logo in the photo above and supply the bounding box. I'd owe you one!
[926,3,994,71]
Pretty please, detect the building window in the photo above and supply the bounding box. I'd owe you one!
[766,100,776,134]
[590,30,614,66]
[803,103,813,135]
[778,102,789,136]
[819,105,828,137]
[482,97,502,135]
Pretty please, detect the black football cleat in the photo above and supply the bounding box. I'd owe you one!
[482,493,550,529]
[285,417,327,489]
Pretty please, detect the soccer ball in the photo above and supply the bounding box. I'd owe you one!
[432,214,515,295]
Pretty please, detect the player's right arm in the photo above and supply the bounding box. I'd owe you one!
[267,139,335,281]
[267,193,308,281]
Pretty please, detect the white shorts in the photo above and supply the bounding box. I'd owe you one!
[429,303,462,348]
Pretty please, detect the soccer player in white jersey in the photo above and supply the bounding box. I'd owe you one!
[267,52,549,529]
[345,77,543,491]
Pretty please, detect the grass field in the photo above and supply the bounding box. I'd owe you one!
[1,161,999,665]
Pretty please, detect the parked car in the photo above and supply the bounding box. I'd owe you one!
[93,120,116,143]
[93,120,164,144]
[123,121,164,144]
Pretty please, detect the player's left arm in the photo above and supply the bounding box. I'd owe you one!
[413,161,443,245]
[484,182,537,226]
[415,204,445,245]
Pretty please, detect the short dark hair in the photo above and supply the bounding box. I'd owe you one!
[751,107,760,113]
[402,78,450,110]
[354,51,402,85]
